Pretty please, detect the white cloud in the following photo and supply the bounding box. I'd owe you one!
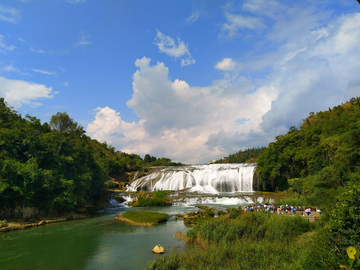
[215,58,236,71]
[1,65,19,72]
[154,30,189,58]
[181,58,196,67]
[88,57,264,163]
[89,3,360,164]
[30,47,47,54]
[154,30,195,66]
[221,12,265,37]
[76,32,91,46]
[87,106,145,150]
[63,82,69,87]
[32,69,57,76]
[0,5,21,24]
[0,35,16,52]
[258,12,360,133]
[0,77,54,109]
[186,11,199,24]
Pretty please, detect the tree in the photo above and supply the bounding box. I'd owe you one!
[144,154,152,163]
[49,112,85,135]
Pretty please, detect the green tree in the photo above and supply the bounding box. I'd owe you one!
[50,112,85,135]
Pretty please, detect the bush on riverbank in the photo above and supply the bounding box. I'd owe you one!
[121,211,169,224]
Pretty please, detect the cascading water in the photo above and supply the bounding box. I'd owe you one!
[127,163,256,194]
[97,193,128,213]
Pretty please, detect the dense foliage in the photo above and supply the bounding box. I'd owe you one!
[216,147,267,163]
[257,99,360,196]
[0,98,181,211]
[328,181,360,253]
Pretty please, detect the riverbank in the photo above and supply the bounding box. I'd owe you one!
[0,213,89,233]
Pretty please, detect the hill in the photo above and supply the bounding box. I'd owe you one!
[0,98,182,214]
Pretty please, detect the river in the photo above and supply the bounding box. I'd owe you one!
[0,203,199,270]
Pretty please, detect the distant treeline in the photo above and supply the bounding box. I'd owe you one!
[215,147,267,164]
[0,98,182,211]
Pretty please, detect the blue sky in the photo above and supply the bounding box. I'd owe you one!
[1,0,360,164]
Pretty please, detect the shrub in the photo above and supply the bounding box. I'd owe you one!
[328,180,360,254]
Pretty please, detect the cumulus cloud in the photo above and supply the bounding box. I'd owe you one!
[154,30,195,66]
[87,106,146,150]
[215,58,236,71]
[0,5,21,24]
[0,77,54,109]
[88,2,360,164]
[88,57,265,163]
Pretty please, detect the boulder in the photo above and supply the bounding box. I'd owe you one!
[152,244,165,254]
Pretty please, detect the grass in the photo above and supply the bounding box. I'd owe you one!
[146,211,338,269]
[121,211,169,224]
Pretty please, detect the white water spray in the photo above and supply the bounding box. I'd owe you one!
[127,163,256,194]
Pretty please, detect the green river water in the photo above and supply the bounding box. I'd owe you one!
[0,205,198,270]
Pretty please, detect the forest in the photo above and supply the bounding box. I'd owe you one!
[0,98,182,211]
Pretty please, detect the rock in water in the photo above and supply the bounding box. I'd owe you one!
[152,244,165,254]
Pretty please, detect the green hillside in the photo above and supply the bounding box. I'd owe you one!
[0,98,182,212]
[257,97,360,197]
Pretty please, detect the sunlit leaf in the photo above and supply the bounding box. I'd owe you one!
[347,246,357,259]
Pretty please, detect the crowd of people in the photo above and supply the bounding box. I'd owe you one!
[244,204,321,216]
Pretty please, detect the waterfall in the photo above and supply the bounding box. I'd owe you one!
[127,163,256,194]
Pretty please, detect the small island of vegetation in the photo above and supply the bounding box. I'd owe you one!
[117,211,169,226]
[129,191,173,207]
